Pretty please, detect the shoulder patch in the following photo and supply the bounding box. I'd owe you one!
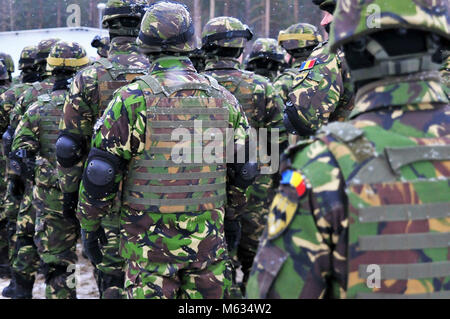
[299,59,317,72]
[267,169,310,240]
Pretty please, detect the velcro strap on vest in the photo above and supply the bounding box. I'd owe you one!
[125,194,226,207]
[385,145,450,173]
[127,183,226,194]
[358,202,450,223]
[359,232,450,251]
[358,261,450,280]
[130,171,226,181]
[356,291,450,299]
[96,58,113,70]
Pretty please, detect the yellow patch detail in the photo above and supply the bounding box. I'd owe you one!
[267,194,298,240]
[405,279,433,295]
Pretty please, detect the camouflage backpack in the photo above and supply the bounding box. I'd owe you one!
[122,74,229,214]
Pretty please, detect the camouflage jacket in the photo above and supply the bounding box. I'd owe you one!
[203,57,287,145]
[58,36,151,194]
[12,88,67,190]
[0,82,33,132]
[246,71,450,299]
[78,56,249,232]
[10,76,56,129]
[288,42,354,133]
[273,60,305,103]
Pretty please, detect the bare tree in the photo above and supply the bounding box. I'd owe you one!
[193,0,202,41]
[210,0,215,19]
[265,0,270,37]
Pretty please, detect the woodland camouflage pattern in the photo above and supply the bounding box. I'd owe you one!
[442,54,449,98]
[0,53,14,74]
[13,89,79,299]
[58,37,150,297]
[288,42,354,135]
[245,38,287,81]
[329,0,449,52]
[136,1,196,54]
[203,56,287,294]
[202,16,250,49]
[78,55,249,299]
[247,70,450,298]
[274,23,322,103]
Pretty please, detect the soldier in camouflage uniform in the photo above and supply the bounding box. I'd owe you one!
[0,45,42,298]
[245,38,288,82]
[77,1,255,299]
[274,23,322,104]
[56,0,150,299]
[0,60,11,278]
[247,0,450,299]
[11,41,90,299]
[92,36,111,59]
[282,0,353,145]
[201,17,288,296]
[1,39,60,299]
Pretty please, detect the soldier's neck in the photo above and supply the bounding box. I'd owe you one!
[350,71,448,119]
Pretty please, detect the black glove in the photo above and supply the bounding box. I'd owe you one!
[81,227,107,265]
[9,176,25,201]
[63,192,78,220]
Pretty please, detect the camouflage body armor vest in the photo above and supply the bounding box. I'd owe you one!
[95,58,147,117]
[122,75,230,214]
[210,73,257,126]
[318,122,450,299]
[38,92,65,166]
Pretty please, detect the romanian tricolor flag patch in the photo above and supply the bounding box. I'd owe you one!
[299,58,316,71]
[281,169,307,197]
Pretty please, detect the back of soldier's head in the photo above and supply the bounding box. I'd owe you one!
[245,38,287,77]
[328,0,449,88]
[278,23,322,59]
[36,38,61,78]
[102,0,148,40]
[47,41,90,77]
[137,1,196,57]
[201,16,254,59]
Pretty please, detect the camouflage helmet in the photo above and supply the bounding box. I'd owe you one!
[246,38,286,65]
[91,35,110,58]
[46,41,90,73]
[202,16,254,49]
[0,53,15,74]
[18,45,38,70]
[137,1,196,54]
[0,59,8,81]
[102,0,148,26]
[36,38,61,64]
[278,23,322,52]
[329,0,450,53]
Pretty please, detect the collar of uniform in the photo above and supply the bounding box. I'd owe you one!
[350,71,449,119]
[149,56,196,75]
[204,57,242,71]
[108,36,140,56]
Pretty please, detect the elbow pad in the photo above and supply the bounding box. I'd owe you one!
[283,100,315,137]
[56,133,84,168]
[82,148,124,200]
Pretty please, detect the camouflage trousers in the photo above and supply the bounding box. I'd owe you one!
[120,209,233,299]
[95,211,126,299]
[33,186,79,299]
[12,185,40,282]
[239,174,275,286]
